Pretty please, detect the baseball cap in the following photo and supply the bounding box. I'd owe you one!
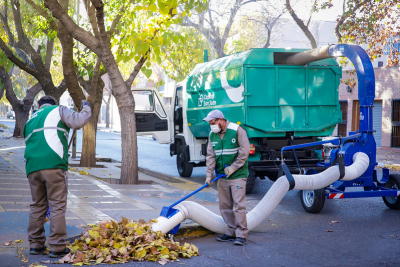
[203,110,224,122]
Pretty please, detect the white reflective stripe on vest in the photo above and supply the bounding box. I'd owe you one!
[215,151,239,156]
[24,127,69,142]
[214,148,239,154]
[43,107,64,159]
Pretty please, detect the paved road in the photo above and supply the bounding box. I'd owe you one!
[73,128,209,185]
[2,117,400,266]
[0,117,208,182]
[0,117,15,132]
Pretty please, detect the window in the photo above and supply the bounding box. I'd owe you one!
[378,61,384,67]
[133,91,154,111]
[154,96,166,118]
[175,86,183,108]
[391,99,400,148]
[338,101,348,136]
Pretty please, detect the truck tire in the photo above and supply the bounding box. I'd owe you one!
[300,188,326,213]
[246,169,256,194]
[382,174,400,210]
[177,145,193,177]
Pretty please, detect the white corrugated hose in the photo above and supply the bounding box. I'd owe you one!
[151,152,370,234]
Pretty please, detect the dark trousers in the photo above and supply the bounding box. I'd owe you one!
[27,169,68,252]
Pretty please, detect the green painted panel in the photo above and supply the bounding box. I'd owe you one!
[308,68,337,105]
[278,68,306,105]
[185,48,342,138]
[247,107,276,130]
[246,67,276,106]
[278,107,306,129]
[308,106,341,130]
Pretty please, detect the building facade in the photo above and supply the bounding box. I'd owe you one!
[338,67,400,149]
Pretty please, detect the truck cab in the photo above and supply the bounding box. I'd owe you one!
[133,83,206,178]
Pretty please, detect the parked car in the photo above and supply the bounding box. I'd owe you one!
[7,108,14,119]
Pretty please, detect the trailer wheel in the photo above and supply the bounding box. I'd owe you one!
[177,145,193,177]
[382,174,400,210]
[246,169,256,194]
[300,189,326,213]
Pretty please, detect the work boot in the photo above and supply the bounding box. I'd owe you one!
[216,234,235,242]
[49,248,70,258]
[234,237,246,246]
[29,246,47,255]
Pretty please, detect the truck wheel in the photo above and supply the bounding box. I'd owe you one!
[300,189,326,213]
[246,169,256,194]
[177,145,193,177]
[382,174,400,210]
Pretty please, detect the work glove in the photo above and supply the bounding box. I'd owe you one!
[205,177,213,187]
[81,100,90,110]
[224,166,235,178]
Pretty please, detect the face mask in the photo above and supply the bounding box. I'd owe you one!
[210,124,221,133]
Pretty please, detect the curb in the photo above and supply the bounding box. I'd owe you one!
[138,167,191,184]
[383,164,400,171]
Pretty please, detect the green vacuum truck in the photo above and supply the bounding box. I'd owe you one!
[133,47,342,194]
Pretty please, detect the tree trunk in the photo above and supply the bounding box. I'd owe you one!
[79,60,104,167]
[105,102,110,128]
[118,104,138,184]
[100,47,139,184]
[80,84,103,167]
[263,29,272,48]
[13,105,29,137]
[80,113,98,167]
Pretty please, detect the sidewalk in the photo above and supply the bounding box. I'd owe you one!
[0,128,219,266]
[376,148,400,169]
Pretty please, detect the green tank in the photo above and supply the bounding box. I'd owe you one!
[186,48,342,138]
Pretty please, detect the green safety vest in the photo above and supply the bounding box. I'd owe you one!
[209,122,249,179]
[23,105,70,176]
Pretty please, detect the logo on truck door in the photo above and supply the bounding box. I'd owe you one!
[198,92,216,107]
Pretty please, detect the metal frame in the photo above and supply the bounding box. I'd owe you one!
[281,44,400,203]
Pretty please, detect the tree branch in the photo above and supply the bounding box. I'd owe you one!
[285,0,317,48]
[26,82,42,100]
[0,66,18,107]
[25,0,58,30]
[44,0,101,54]
[91,58,101,89]
[45,37,54,69]
[82,0,100,38]
[0,38,39,77]
[334,0,364,43]
[107,0,135,36]
[125,55,147,88]
[11,0,50,73]
[90,0,109,44]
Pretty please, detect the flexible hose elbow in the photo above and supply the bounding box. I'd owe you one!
[151,153,370,234]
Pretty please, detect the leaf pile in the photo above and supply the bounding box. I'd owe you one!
[60,217,199,265]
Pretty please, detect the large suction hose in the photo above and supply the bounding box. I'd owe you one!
[152,153,370,234]
[285,45,333,65]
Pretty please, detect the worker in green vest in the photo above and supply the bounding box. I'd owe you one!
[204,110,250,246]
[23,95,91,258]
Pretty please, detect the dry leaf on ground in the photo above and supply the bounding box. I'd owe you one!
[64,217,199,265]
